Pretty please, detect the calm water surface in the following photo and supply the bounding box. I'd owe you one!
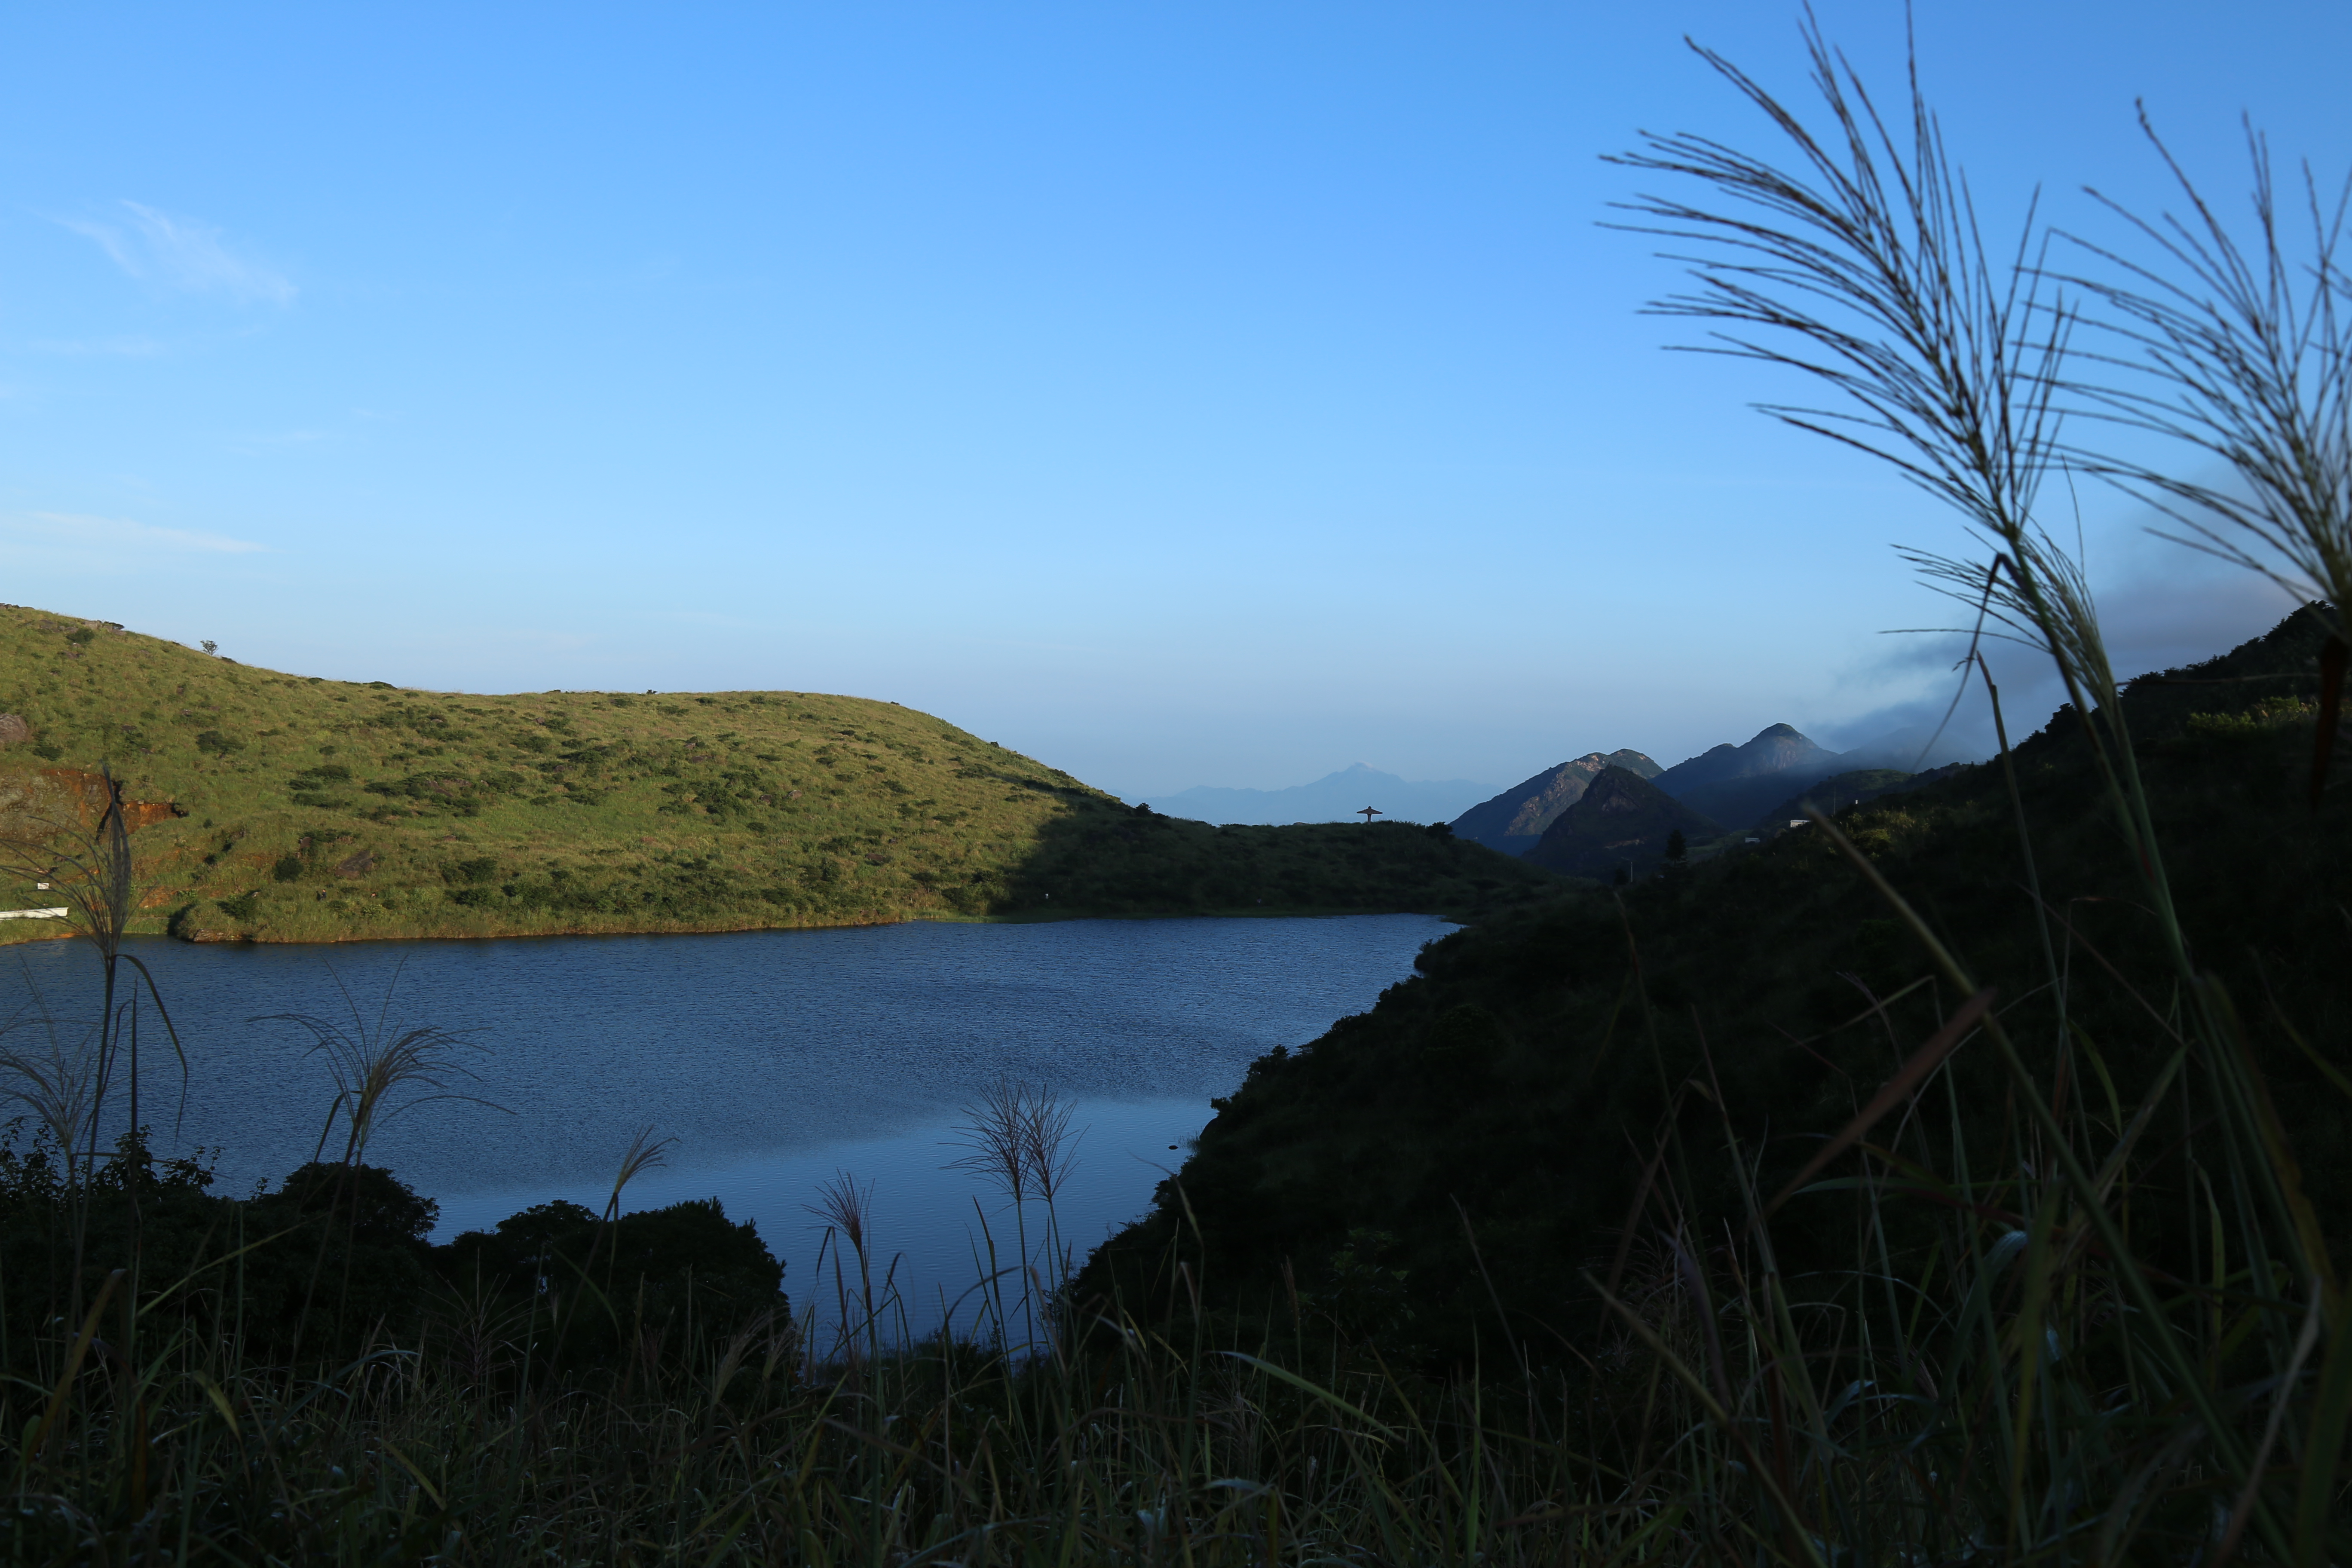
[2,916,1444,1332]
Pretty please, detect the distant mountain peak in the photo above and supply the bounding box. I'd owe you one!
[1655,725,1831,796]
[1644,717,1991,833]
[1150,765,1499,826]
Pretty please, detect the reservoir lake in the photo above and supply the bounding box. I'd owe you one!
[1,914,1446,1335]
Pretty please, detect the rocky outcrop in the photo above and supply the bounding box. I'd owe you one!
[1521,766,1723,880]
[1449,750,1662,854]
[0,769,180,835]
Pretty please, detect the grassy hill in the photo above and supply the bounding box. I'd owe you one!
[0,605,1556,942]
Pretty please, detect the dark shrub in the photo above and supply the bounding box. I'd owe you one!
[273,854,303,882]
[195,729,245,755]
[237,1163,442,1348]
[1,1140,441,1361]
[438,1195,787,1369]
[0,1128,227,1347]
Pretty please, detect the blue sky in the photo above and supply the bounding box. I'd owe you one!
[2,3,2343,799]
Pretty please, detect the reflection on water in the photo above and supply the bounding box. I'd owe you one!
[1,915,1444,1333]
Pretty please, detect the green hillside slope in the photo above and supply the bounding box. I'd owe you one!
[1751,766,1920,833]
[0,606,1554,941]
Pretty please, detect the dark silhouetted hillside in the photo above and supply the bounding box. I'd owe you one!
[1753,766,1947,834]
[1076,604,2352,1364]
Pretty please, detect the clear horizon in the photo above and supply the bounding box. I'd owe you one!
[2,2,2339,801]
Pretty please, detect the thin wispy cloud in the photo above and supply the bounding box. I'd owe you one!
[29,335,169,357]
[55,201,295,305]
[5,511,267,555]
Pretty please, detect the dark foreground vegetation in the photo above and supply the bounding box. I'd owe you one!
[1086,604,2352,1344]
[6,610,2348,1562]
[0,1139,785,1373]
[4,19,2352,1563]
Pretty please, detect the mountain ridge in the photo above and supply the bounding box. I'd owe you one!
[1651,722,1834,798]
[1449,722,1983,864]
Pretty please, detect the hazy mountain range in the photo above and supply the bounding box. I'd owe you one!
[1452,723,1981,858]
[1144,763,1499,826]
[1150,721,1979,845]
